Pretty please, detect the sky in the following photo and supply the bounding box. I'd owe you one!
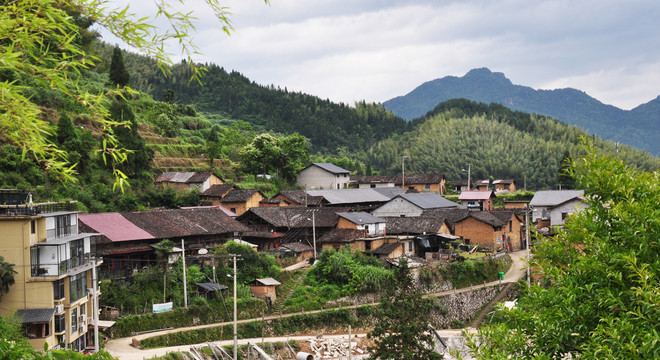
[98,0,660,110]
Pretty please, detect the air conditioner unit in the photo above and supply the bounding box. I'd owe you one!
[55,304,64,314]
[79,324,86,333]
[87,288,94,296]
[79,315,85,324]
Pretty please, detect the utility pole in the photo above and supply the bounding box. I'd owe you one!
[232,254,239,360]
[462,164,471,191]
[93,258,99,352]
[182,239,188,308]
[526,206,531,288]
[402,156,408,188]
[312,211,317,262]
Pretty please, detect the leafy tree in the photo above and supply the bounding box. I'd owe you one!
[1,0,266,185]
[368,258,443,360]
[108,99,153,177]
[56,113,77,146]
[0,257,16,302]
[153,239,174,302]
[469,140,660,359]
[109,46,129,87]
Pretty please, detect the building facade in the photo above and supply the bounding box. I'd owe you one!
[0,195,100,352]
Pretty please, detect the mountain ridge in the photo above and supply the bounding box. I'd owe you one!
[382,68,660,155]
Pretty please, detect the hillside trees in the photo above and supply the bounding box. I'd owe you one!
[1,0,265,186]
[469,141,660,359]
[240,133,311,181]
[109,46,130,87]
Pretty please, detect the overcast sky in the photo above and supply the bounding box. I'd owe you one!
[99,0,660,110]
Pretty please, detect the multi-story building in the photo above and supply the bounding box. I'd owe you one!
[0,190,101,352]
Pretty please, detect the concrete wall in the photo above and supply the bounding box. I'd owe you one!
[549,199,587,226]
[297,166,350,190]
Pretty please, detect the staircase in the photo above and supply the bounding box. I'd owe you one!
[272,268,308,313]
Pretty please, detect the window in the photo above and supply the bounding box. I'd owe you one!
[69,239,84,268]
[31,220,36,234]
[55,314,65,333]
[230,208,236,213]
[408,241,413,252]
[56,215,72,238]
[370,184,376,188]
[69,273,87,302]
[71,308,78,333]
[53,279,65,300]
[425,184,431,191]
[509,220,512,232]
[365,241,372,251]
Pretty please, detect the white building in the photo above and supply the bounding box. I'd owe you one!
[529,190,587,226]
[296,163,351,190]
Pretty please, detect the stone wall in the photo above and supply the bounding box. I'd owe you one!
[430,285,504,328]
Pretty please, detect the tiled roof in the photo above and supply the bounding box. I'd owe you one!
[371,187,407,199]
[120,207,248,238]
[493,179,515,185]
[530,190,585,207]
[351,173,445,185]
[274,190,325,206]
[16,308,56,323]
[336,212,386,225]
[422,208,472,226]
[307,189,391,205]
[240,207,349,228]
[254,278,281,286]
[196,282,228,292]
[317,228,367,243]
[221,189,263,203]
[383,216,449,235]
[281,242,313,252]
[79,213,155,242]
[311,163,351,174]
[475,180,490,186]
[373,242,402,255]
[156,171,216,184]
[398,193,460,209]
[201,184,235,197]
[458,191,495,200]
[466,211,508,227]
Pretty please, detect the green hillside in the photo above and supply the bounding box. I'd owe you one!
[366,99,660,190]
[382,68,660,156]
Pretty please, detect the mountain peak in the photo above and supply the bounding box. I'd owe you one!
[463,67,511,85]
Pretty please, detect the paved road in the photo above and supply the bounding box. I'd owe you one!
[105,250,529,359]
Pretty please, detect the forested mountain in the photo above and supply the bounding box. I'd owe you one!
[366,99,660,190]
[91,42,408,154]
[382,68,660,156]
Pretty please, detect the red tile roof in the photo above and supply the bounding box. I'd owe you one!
[78,213,155,242]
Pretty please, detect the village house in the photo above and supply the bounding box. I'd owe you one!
[270,190,325,207]
[475,180,490,191]
[352,173,446,195]
[306,188,403,211]
[0,192,102,352]
[372,192,462,217]
[249,278,281,305]
[336,212,387,236]
[200,184,235,206]
[493,179,516,193]
[155,171,224,193]
[270,242,314,262]
[237,207,349,250]
[529,190,587,227]
[78,207,248,273]
[220,188,266,216]
[458,190,495,211]
[453,210,524,252]
[296,163,351,190]
[451,179,470,193]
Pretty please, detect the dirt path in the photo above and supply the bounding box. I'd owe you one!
[104,250,530,359]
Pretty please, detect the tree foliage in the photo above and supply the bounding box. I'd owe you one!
[0,257,16,302]
[469,140,660,359]
[240,133,311,181]
[367,259,443,360]
[109,46,129,87]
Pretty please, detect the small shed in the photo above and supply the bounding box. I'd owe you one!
[249,278,281,304]
[196,282,228,300]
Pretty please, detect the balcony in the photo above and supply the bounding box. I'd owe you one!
[0,201,77,217]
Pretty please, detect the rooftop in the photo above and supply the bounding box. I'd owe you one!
[309,163,351,174]
[530,190,585,207]
[336,211,386,225]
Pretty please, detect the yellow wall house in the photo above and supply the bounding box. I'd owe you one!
[0,191,102,352]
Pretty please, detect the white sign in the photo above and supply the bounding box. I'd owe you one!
[152,302,173,313]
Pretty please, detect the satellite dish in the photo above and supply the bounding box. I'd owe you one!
[198,248,208,255]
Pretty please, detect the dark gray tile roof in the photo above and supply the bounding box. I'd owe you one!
[383,216,449,235]
[399,193,461,209]
[351,173,445,185]
[373,242,402,255]
[121,207,248,238]
[240,207,350,228]
[201,184,235,197]
[16,308,55,323]
[221,189,263,203]
[274,190,325,206]
[196,282,228,292]
[336,212,386,225]
[317,228,367,243]
[311,163,350,174]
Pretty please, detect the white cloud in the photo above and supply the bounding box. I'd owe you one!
[98,0,660,109]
